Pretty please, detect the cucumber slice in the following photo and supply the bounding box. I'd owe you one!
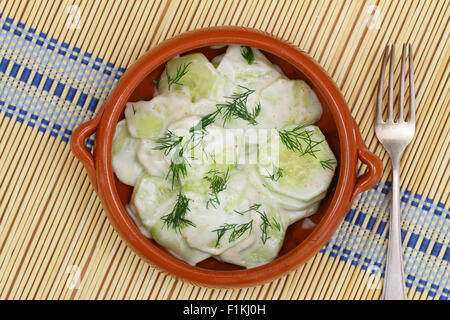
[180,171,253,255]
[211,53,225,68]
[189,98,219,117]
[136,139,169,178]
[132,175,210,265]
[151,218,211,266]
[163,116,242,191]
[281,202,320,226]
[257,79,322,129]
[124,90,191,139]
[216,45,284,92]
[112,120,144,186]
[158,53,222,102]
[248,164,325,211]
[219,201,285,268]
[130,174,179,229]
[258,125,337,202]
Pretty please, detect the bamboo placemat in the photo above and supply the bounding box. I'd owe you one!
[0,0,448,300]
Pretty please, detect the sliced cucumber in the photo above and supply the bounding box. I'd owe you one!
[112,120,144,186]
[124,90,191,139]
[281,202,320,226]
[158,53,222,102]
[180,171,253,255]
[130,174,179,229]
[211,53,225,68]
[219,201,285,268]
[216,45,284,92]
[136,139,169,178]
[258,125,337,202]
[257,79,322,129]
[164,116,241,191]
[151,218,211,265]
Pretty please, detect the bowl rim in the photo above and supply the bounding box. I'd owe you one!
[71,26,382,288]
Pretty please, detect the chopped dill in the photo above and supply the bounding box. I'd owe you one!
[278,125,323,158]
[153,130,184,156]
[234,203,281,244]
[166,62,191,90]
[212,220,253,247]
[187,86,261,134]
[258,210,272,244]
[234,203,262,215]
[240,46,255,64]
[264,166,284,181]
[216,86,261,126]
[161,193,195,232]
[320,158,337,170]
[165,147,190,188]
[203,168,230,209]
[271,217,281,232]
[189,108,222,144]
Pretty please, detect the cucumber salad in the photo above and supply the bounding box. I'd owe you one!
[112,45,337,268]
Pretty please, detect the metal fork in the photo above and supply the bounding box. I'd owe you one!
[375,44,415,300]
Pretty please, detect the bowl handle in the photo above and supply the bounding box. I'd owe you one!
[70,115,101,191]
[351,120,383,202]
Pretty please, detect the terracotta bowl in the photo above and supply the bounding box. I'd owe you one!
[70,27,382,288]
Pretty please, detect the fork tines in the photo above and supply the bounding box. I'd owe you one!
[377,44,415,124]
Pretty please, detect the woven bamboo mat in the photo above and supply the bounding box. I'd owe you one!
[0,0,448,300]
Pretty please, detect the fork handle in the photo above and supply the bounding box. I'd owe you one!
[383,155,407,300]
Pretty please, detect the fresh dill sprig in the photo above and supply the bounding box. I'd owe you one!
[234,203,281,244]
[216,86,261,126]
[240,46,255,64]
[188,109,222,145]
[203,168,230,209]
[264,166,284,182]
[278,125,323,158]
[166,62,191,90]
[161,193,195,232]
[258,210,272,244]
[190,109,222,133]
[271,217,281,232]
[153,130,184,156]
[320,158,337,170]
[166,147,190,188]
[187,86,261,133]
[211,220,253,247]
[229,220,253,242]
[234,203,262,215]
[137,97,150,101]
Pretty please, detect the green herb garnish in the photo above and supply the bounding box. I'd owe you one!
[278,125,323,157]
[137,97,150,101]
[166,62,191,90]
[264,166,284,181]
[240,46,255,64]
[320,159,337,170]
[271,217,281,231]
[258,210,272,244]
[216,86,261,126]
[188,86,261,133]
[153,130,184,156]
[203,168,230,209]
[234,203,262,215]
[234,203,280,244]
[212,220,253,247]
[166,147,190,188]
[161,193,195,232]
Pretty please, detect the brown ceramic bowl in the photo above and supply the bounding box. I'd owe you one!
[70,27,382,288]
